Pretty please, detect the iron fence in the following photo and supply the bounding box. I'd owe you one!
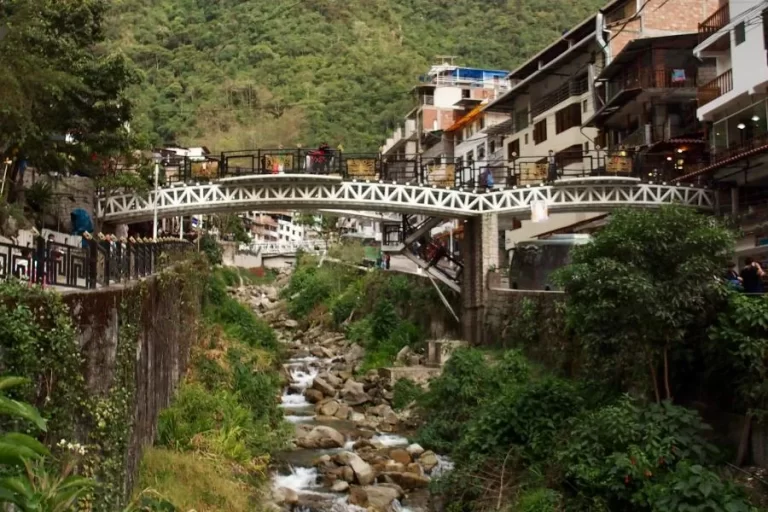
[0,236,193,290]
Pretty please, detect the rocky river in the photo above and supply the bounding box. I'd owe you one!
[240,274,453,512]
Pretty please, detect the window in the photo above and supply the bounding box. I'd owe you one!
[524,133,529,145]
[533,119,548,144]
[479,117,485,130]
[508,139,520,159]
[582,99,589,113]
[555,103,582,134]
[477,143,486,160]
[462,89,470,99]
[465,150,474,165]
[584,142,590,152]
[735,21,746,45]
[489,140,496,155]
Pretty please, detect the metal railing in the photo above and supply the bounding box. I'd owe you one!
[125,148,717,190]
[0,236,192,290]
[698,69,733,107]
[699,2,730,41]
[244,240,327,255]
[607,67,698,102]
[531,76,589,118]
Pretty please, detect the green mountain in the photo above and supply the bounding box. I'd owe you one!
[108,0,605,152]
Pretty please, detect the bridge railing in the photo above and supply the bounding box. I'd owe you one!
[243,240,328,255]
[0,236,192,290]
[154,148,711,188]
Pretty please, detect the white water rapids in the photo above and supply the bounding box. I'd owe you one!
[272,355,453,512]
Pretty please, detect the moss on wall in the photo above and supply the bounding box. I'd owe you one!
[0,257,206,510]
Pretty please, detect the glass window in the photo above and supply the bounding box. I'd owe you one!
[534,119,548,144]
[735,22,746,45]
[477,143,486,160]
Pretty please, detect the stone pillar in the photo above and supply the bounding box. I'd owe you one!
[461,214,499,345]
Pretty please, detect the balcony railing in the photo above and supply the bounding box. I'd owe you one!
[531,76,589,118]
[698,69,733,107]
[607,67,697,102]
[699,3,730,41]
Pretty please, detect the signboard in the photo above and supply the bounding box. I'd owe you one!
[531,200,548,223]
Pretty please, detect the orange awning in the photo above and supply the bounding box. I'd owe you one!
[446,104,485,133]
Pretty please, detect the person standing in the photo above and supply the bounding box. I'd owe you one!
[741,257,765,294]
[547,150,558,183]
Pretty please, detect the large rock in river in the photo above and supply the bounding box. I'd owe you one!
[296,426,345,449]
[348,485,401,512]
[335,450,375,485]
[380,471,430,490]
[341,379,371,406]
[312,376,336,397]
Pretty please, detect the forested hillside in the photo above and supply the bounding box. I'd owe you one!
[108,0,604,152]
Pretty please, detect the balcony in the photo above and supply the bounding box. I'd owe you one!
[698,3,730,42]
[531,76,589,118]
[698,69,733,107]
[607,67,697,103]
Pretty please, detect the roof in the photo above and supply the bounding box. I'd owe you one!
[507,14,597,81]
[597,33,700,81]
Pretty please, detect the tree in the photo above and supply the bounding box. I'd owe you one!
[554,207,734,402]
[0,0,139,181]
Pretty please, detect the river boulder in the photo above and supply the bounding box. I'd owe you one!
[274,487,299,505]
[296,426,345,449]
[348,485,401,512]
[341,379,371,406]
[304,388,324,403]
[335,450,375,485]
[318,399,340,417]
[380,471,430,490]
[312,376,336,397]
[389,448,411,465]
[406,443,425,457]
[419,451,439,472]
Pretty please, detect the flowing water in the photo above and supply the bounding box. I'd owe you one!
[271,352,451,512]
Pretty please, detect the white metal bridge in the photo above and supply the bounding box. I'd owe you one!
[97,175,715,223]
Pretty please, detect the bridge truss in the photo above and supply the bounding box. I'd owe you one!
[98,176,715,224]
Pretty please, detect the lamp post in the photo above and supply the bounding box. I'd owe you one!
[152,161,160,240]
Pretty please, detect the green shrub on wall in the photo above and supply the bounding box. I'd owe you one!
[0,258,206,511]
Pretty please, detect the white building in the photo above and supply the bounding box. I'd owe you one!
[681,0,768,264]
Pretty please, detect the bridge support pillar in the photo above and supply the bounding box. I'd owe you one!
[461,213,499,345]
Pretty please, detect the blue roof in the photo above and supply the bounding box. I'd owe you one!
[452,67,508,78]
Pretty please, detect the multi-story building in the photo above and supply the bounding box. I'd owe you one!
[380,58,510,159]
[675,0,768,264]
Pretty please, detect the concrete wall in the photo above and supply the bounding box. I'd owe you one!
[62,270,202,498]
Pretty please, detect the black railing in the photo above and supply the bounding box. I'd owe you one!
[0,236,192,290]
[120,148,712,191]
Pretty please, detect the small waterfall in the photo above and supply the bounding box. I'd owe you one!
[274,466,321,492]
[371,434,409,447]
[280,360,319,409]
[431,455,455,477]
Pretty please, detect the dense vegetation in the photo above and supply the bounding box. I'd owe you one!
[282,250,458,370]
[383,207,768,511]
[0,258,206,510]
[138,267,290,509]
[107,0,604,151]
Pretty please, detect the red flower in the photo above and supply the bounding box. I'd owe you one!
[624,475,631,485]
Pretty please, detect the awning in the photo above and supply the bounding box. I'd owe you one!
[445,103,485,133]
[486,118,516,136]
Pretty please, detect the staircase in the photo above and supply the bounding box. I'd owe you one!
[381,214,463,292]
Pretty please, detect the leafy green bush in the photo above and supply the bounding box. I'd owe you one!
[204,270,277,350]
[392,379,423,410]
[199,235,222,265]
[557,398,720,509]
[516,488,563,512]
